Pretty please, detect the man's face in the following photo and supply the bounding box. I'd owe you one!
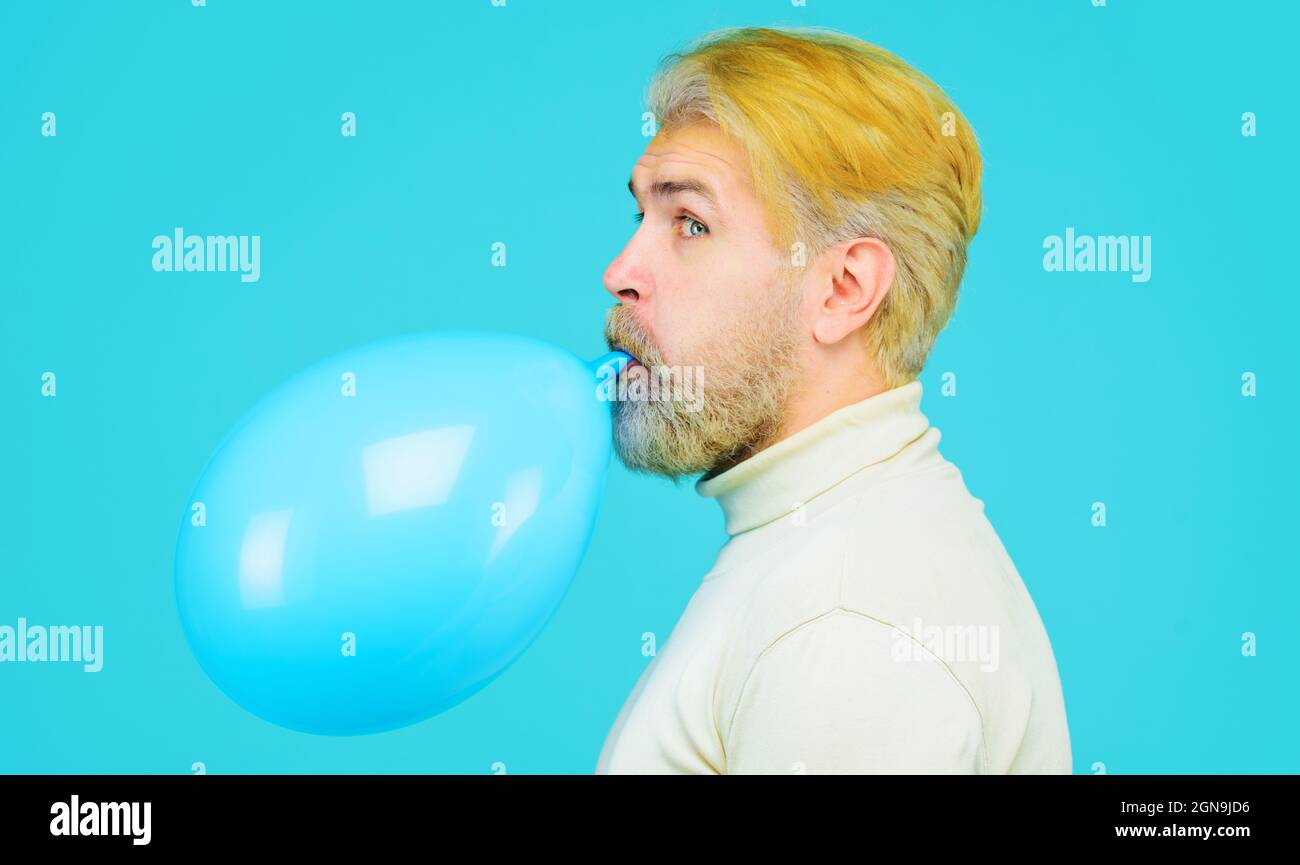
[603,120,805,479]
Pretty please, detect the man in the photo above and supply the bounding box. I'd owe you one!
[595,26,1071,774]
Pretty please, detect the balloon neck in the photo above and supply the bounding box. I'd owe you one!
[588,351,634,380]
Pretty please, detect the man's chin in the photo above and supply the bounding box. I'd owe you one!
[610,408,768,482]
[611,435,696,481]
[611,410,707,480]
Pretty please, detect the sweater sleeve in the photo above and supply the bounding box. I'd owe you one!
[723,609,986,774]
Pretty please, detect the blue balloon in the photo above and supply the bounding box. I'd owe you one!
[174,331,630,735]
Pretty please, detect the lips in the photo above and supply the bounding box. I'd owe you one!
[610,344,643,369]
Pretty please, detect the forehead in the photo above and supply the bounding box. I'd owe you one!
[631,121,753,200]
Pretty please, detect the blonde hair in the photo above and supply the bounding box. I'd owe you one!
[646,26,982,388]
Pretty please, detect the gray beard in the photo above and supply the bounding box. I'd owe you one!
[610,338,800,480]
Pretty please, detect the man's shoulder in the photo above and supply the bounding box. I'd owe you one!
[766,453,1007,589]
[718,455,1005,620]
[707,457,1036,705]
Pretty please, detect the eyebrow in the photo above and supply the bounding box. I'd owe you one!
[628,176,719,209]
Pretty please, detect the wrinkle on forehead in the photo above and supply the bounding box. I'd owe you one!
[635,122,754,196]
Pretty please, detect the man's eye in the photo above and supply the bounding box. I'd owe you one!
[676,215,709,238]
[631,211,708,238]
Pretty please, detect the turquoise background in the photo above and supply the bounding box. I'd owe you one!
[1,0,1295,773]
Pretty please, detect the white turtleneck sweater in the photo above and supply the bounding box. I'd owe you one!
[595,379,1072,774]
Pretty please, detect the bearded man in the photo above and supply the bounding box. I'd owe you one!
[595,26,1071,775]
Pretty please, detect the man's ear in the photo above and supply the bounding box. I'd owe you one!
[811,237,896,346]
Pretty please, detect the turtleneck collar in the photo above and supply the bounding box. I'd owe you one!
[695,380,930,536]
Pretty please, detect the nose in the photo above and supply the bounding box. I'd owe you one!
[602,240,650,305]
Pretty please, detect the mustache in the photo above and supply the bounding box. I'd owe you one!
[603,306,663,366]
